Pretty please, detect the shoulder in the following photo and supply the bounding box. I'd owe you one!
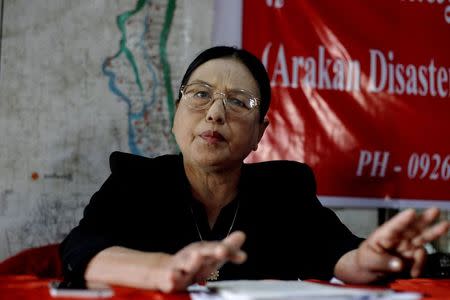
[243,160,317,196]
[109,151,181,177]
[244,160,315,182]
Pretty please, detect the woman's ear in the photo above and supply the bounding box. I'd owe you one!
[171,101,180,135]
[253,118,269,151]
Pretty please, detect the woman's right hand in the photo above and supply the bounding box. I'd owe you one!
[155,231,247,292]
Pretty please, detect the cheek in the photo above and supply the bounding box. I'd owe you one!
[231,122,260,147]
[172,112,187,143]
[173,110,197,143]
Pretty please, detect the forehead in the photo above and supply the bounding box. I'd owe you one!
[187,58,260,96]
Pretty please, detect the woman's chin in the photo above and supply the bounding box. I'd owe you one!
[190,152,237,171]
[194,155,228,168]
[186,141,241,170]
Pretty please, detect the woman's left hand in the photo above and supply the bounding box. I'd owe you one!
[335,207,450,284]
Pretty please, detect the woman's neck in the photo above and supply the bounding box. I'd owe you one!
[184,161,241,228]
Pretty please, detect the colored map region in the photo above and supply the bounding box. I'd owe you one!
[102,0,177,157]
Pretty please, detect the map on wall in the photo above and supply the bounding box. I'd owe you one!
[0,0,212,260]
[102,0,177,157]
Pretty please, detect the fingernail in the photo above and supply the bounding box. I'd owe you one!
[389,259,401,271]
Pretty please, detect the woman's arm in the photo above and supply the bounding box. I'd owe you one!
[334,207,449,284]
[85,246,172,290]
[84,231,247,292]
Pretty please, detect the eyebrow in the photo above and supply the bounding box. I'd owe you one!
[188,80,259,97]
[189,79,213,87]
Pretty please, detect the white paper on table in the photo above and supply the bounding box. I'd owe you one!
[189,280,422,300]
[189,284,223,300]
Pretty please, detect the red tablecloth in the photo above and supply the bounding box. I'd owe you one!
[0,275,190,300]
[1,275,450,300]
[389,278,450,300]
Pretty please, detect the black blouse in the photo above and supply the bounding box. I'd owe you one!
[60,152,363,281]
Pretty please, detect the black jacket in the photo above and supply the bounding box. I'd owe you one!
[60,152,363,281]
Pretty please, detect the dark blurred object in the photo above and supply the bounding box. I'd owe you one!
[422,252,450,278]
[0,244,62,278]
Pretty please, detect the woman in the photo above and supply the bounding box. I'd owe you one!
[60,46,449,292]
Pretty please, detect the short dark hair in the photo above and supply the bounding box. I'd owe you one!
[178,46,271,123]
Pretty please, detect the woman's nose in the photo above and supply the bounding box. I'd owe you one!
[205,97,226,124]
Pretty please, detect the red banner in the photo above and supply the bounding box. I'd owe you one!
[243,0,450,205]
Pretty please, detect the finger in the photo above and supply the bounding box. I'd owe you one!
[223,231,246,248]
[159,268,190,293]
[396,209,445,252]
[207,243,245,262]
[400,207,441,242]
[170,242,230,286]
[370,209,417,250]
[359,242,404,274]
[396,239,415,253]
[182,242,244,277]
[198,243,225,258]
[184,243,238,271]
[181,249,207,275]
[229,250,247,264]
[406,207,439,232]
[216,231,247,264]
[194,263,219,283]
[421,207,440,224]
[173,248,221,286]
[410,248,427,278]
[411,221,450,247]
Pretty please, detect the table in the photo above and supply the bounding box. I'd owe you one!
[1,275,450,299]
[0,275,189,300]
[390,278,450,299]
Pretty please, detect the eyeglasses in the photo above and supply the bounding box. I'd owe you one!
[180,82,260,116]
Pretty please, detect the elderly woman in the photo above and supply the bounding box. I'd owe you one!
[60,46,449,292]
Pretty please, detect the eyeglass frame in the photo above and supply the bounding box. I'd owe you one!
[179,82,261,116]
